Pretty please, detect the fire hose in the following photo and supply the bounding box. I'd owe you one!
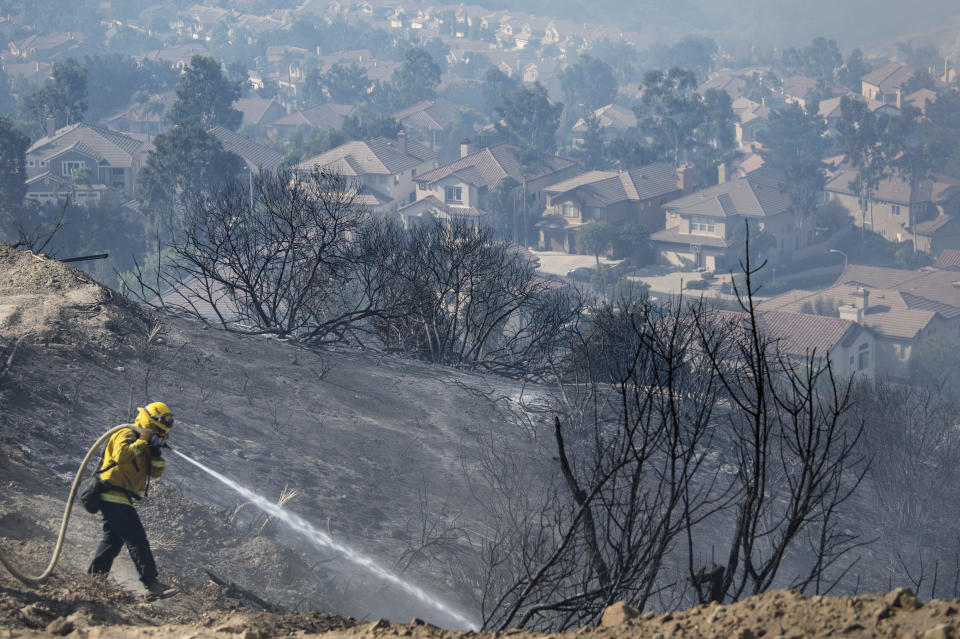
[0,424,130,585]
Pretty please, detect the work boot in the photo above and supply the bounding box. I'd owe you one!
[144,580,179,599]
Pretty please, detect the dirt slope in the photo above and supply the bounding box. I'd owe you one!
[3,244,960,638]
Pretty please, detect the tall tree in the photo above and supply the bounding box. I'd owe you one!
[391,48,442,109]
[316,62,370,104]
[19,58,88,135]
[0,116,30,229]
[494,83,562,155]
[802,37,843,82]
[481,67,520,117]
[136,121,244,216]
[166,55,243,130]
[83,54,179,123]
[758,102,828,242]
[836,96,897,238]
[559,55,618,118]
[838,48,870,92]
[635,67,735,180]
[572,113,607,170]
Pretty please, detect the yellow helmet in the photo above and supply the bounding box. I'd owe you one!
[140,401,174,433]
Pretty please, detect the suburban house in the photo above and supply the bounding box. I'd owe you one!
[934,248,960,270]
[537,162,684,254]
[391,98,460,150]
[571,104,637,146]
[234,97,286,128]
[650,170,802,271]
[267,104,351,139]
[760,264,960,376]
[8,33,81,61]
[722,309,878,379]
[208,126,284,174]
[732,98,771,145]
[294,132,435,212]
[860,63,914,104]
[101,91,175,136]
[400,142,576,227]
[25,121,143,206]
[823,169,960,254]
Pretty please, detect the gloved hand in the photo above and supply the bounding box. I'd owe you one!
[148,433,164,458]
[141,427,164,458]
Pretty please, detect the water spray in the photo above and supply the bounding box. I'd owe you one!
[170,449,480,630]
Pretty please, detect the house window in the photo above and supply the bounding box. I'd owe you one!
[111,168,124,176]
[445,186,463,202]
[562,203,577,217]
[27,160,35,167]
[61,160,85,177]
[892,204,901,216]
[394,174,400,185]
[690,216,716,234]
[858,348,869,371]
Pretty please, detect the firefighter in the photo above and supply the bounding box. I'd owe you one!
[87,401,178,598]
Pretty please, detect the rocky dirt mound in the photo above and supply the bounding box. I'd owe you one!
[0,243,148,354]
[3,583,960,638]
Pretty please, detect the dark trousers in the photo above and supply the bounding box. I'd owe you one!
[87,501,158,585]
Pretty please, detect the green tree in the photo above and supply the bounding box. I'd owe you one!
[836,96,898,239]
[0,116,30,228]
[838,48,870,92]
[391,48,441,108]
[0,68,17,116]
[484,176,523,240]
[166,55,243,130]
[136,121,244,216]
[559,54,618,118]
[319,62,370,104]
[341,113,401,140]
[802,37,843,82]
[494,83,563,155]
[572,112,607,170]
[635,67,736,172]
[481,67,520,117]
[758,102,827,242]
[83,54,179,123]
[578,221,616,268]
[19,58,88,135]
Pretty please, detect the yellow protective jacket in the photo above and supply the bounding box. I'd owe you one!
[99,425,165,506]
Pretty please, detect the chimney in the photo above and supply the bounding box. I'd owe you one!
[861,288,869,313]
[896,88,902,109]
[677,164,689,192]
[839,304,863,324]
[45,116,56,138]
[460,137,471,158]
[397,128,407,155]
[717,162,727,184]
